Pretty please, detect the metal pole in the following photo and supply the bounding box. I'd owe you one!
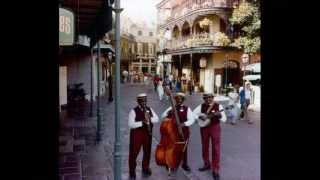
[179,54,182,77]
[89,48,94,117]
[113,0,123,179]
[96,41,101,142]
[225,55,228,96]
[190,53,193,95]
[163,53,165,79]
[108,55,113,102]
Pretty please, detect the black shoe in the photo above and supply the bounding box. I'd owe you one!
[182,164,191,172]
[212,172,220,180]
[129,171,136,179]
[142,168,152,177]
[198,164,211,171]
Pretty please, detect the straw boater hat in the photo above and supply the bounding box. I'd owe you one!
[203,92,214,98]
[137,93,147,99]
[174,92,185,99]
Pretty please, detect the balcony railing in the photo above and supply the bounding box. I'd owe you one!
[164,32,231,50]
[170,0,233,20]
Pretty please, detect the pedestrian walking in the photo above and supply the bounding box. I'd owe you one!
[157,80,164,101]
[122,70,129,83]
[239,82,254,124]
[128,93,159,179]
[193,93,227,180]
[187,79,193,95]
[161,92,195,172]
[227,88,241,125]
[176,78,182,92]
[181,74,188,93]
[153,75,160,92]
[168,73,174,90]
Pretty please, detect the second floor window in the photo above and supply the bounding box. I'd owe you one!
[138,30,142,36]
[149,32,153,36]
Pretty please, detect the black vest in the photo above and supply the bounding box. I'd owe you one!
[201,103,220,125]
[134,106,154,129]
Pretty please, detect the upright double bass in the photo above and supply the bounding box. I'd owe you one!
[155,87,188,173]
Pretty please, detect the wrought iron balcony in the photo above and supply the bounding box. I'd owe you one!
[158,0,237,28]
[164,32,231,50]
[171,0,234,19]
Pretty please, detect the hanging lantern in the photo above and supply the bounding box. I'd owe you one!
[199,17,211,28]
[200,57,207,68]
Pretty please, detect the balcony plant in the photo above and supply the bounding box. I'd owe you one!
[213,32,231,47]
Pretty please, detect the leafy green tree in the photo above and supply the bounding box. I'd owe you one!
[229,0,260,54]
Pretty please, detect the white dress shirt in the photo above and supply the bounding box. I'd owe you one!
[161,105,195,127]
[128,107,159,129]
[245,89,252,100]
[193,103,227,126]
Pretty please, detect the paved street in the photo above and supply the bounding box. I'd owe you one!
[94,83,260,180]
[60,83,260,180]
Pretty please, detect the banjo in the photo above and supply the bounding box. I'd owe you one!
[198,104,233,128]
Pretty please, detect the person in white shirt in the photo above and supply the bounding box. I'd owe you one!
[128,93,159,178]
[227,88,241,125]
[239,82,254,124]
[160,92,195,172]
[193,93,226,180]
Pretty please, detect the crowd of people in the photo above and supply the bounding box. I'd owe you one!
[153,73,195,101]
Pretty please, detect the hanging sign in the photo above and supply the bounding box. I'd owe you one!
[59,8,74,46]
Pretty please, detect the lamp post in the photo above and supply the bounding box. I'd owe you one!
[113,0,123,179]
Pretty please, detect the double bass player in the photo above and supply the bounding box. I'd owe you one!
[160,92,195,172]
[128,93,159,179]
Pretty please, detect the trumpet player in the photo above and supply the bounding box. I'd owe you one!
[193,93,226,180]
[128,93,159,179]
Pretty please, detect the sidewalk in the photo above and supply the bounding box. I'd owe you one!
[59,96,114,180]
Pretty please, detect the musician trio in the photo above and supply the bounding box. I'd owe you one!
[128,92,226,180]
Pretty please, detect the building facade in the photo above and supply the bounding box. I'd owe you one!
[130,22,158,75]
[156,0,260,93]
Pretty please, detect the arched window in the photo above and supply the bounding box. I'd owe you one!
[138,30,142,36]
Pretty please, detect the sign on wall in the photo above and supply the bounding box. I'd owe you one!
[59,8,74,46]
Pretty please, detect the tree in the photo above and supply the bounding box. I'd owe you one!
[229,0,260,54]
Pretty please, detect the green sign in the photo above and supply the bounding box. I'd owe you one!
[59,8,74,46]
